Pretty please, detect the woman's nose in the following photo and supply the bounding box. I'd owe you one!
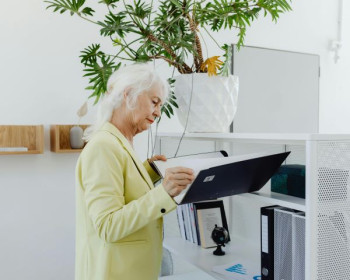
[154,105,161,117]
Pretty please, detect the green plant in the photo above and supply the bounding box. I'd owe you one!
[45,0,292,118]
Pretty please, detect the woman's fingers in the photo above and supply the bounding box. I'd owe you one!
[162,166,196,197]
[167,166,194,175]
[170,173,194,181]
[156,155,167,161]
[165,172,194,185]
[175,179,194,186]
[148,154,167,163]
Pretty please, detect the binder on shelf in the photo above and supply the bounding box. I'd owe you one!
[274,207,305,280]
[188,203,198,244]
[271,164,306,198]
[176,206,186,240]
[192,203,201,246]
[260,205,282,280]
[179,204,191,242]
[292,212,306,280]
[184,204,193,243]
[153,151,291,204]
[261,206,306,280]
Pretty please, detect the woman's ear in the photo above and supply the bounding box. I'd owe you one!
[123,89,128,99]
[123,87,132,100]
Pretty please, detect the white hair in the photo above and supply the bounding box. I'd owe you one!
[83,63,169,141]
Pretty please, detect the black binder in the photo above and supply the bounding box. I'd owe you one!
[260,205,281,280]
[181,152,290,204]
[153,151,290,204]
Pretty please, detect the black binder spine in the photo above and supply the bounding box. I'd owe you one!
[261,205,280,280]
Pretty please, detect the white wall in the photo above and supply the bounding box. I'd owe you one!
[0,1,349,279]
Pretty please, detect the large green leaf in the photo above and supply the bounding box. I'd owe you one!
[98,12,137,38]
[45,0,94,16]
[83,55,121,104]
[80,44,103,66]
[219,44,232,76]
[99,0,120,5]
[160,78,178,118]
[125,0,152,20]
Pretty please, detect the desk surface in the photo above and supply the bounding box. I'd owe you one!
[164,236,260,280]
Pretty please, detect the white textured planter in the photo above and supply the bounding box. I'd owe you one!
[174,73,239,132]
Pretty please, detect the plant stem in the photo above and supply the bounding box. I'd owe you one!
[186,13,201,71]
[147,0,153,25]
[150,55,189,73]
[145,32,192,73]
[121,37,136,58]
[198,29,209,63]
[203,25,223,50]
[113,37,142,59]
[77,14,98,25]
[122,0,192,73]
[106,3,111,14]
[105,54,134,61]
[149,10,182,35]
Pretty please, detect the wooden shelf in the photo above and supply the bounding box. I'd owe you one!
[50,125,89,153]
[0,125,44,155]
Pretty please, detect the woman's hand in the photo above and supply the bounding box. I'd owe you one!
[148,154,167,163]
[162,167,195,198]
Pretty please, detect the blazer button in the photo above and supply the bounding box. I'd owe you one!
[161,208,166,213]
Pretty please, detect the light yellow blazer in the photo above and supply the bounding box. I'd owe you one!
[75,122,177,280]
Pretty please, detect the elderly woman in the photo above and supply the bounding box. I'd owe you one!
[75,63,194,280]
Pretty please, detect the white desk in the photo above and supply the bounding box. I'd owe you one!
[164,236,260,280]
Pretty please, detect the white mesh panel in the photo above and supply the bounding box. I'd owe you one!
[317,142,350,280]
[274,209,293,280]
[293,214,305,280]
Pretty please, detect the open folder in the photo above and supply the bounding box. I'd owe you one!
[153,151,290,204]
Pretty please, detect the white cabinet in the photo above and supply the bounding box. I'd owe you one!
[156,133,350,280]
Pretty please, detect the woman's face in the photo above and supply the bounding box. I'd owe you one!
[129,85,163,133]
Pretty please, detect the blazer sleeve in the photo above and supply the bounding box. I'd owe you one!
[79,136,176,243]
[143,160,161,184]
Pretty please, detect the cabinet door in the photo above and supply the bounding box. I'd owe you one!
[232,45,319,133]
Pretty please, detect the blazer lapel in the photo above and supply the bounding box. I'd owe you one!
[101,122,154,190]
